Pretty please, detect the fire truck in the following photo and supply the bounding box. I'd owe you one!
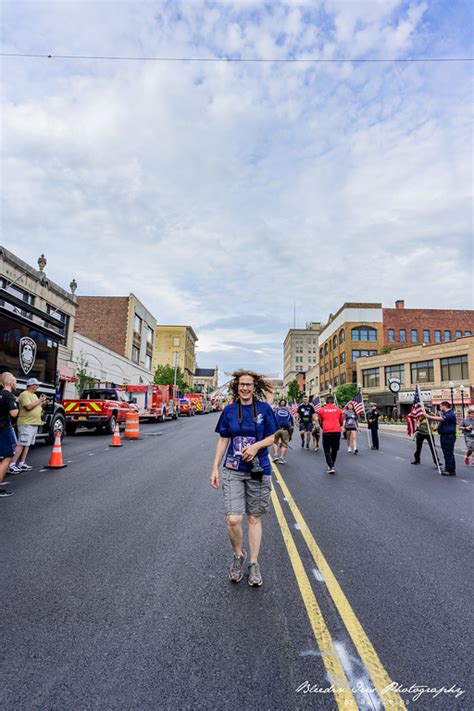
[63,388,134,435]
[121,384,179,422]
[187,392,212,414]
[0,290,67,443]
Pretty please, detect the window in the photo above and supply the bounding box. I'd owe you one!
[131,346,140,364]
[444,330,451,342]
[324,343,328,355]
[423,330,430,342]
[173,337,180,347]
[339,329,345,344]
[325,364,329,372]
[352,349,377,362]
[388,329,395,342]
[320,367,324,376]
[385,364,405,385]
[351,326,377,341]
[441,355,468,381]
[399,329,406,342]
[146,327,154,344]
[320,348,324,359]
[411,329,418,343]
[334,376,339,387]
[333,356,338,367]
[352,370,357,383]
[45,304,70,340]
[341,372,346,384]
[434,330,441,343]
[455,331,462,339]
[145,354,152,370]
[133,314,142,333]
[465,331,472,337]
[363,368,380,388]
[410,360,434,384]
[340,352,346,365]
[333,335,338,349]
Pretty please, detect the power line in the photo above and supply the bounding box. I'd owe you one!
[1,51,473,64]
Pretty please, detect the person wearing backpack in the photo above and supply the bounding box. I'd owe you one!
[272,398,294,464]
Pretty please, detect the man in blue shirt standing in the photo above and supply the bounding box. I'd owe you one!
[425,401,457,476]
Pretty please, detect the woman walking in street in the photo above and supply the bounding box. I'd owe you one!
[344,402,359,454]
[210,370,277,587]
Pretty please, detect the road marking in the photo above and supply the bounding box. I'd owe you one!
[334,641,381,711]
[272,462,406,711]
[312,568,324,582]
[88,453,95,456]
[294,523,301,530]
[394,456,406,461]
[270,487,358,710]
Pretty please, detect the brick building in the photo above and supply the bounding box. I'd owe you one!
[382,300,473,347]
[75,294,157,373]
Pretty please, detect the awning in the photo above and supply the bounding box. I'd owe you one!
[58,364,78,383]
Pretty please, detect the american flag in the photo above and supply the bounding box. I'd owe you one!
[406,387,424,437]
[312,396,321,413]
[345,391,364,415]
[290,403,298,416]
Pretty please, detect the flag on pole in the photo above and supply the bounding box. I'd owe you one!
[290,403,298,417]
[344,391,364,415]
[312,396,321,413]
[406,387,424,437]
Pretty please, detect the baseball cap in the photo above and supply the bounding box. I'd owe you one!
[26,378,41,386]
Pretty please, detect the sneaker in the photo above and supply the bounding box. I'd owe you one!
[347,448,351,453]
[354,449,358,455]
[0,487,13,497]
[248,562,263,587]
[464,456,470,466]
[306,443,309,449]
[279,458,287,464]
[329,468,335,475]
[314,447,319,453]
[8,464,21,474]
[272,455,280,462]
[229,550,247,583]
[18,463,33,471]
[301,441,304,448]
[411,461,420,465]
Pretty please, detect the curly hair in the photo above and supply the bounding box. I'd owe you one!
[229,369,273,402]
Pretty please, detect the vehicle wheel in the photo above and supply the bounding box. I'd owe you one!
[65,423,77,436]
[49,413,66,444]
[107,415,117,435]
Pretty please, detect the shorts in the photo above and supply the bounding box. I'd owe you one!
[18,424,39,447]
[299,422,312,432]
[222,468,272,516]
[0,427,17,459]
[274,428,290,447]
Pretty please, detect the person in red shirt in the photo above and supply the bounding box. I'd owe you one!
[317,396,344,474]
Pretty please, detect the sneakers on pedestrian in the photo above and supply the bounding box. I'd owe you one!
[411,461,420,465]
[248,562,263,587]
[279,458,287,464]
[229,550,247,583]
[8,464,21,474]
[306,443,309,449]
[329,468,335,475]
[301,440,304,448]
[0,487,13,497]
[272,455,280,462]
[18,463,33,471]
[354,449,358,455]
[347,448,351,453]
[464,456,470,466]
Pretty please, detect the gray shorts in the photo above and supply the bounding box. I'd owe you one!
[17,425,39,446]
[222,468,272,516]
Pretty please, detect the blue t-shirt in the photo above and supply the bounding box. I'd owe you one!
[274,407,294,429]
[215,401,277,475]
[437,410,457,435]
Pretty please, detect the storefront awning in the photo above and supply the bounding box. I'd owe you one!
[58,364,78,383]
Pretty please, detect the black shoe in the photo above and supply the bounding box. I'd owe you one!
[306,443,309,449]
[0,487,13,497]
[411,461,420,465]
[354,449,358,454]
[441,470,456,476]
[301,441,304,447]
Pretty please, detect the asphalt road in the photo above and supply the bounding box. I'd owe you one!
[1,415,472,710]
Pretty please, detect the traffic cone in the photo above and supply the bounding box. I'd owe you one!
[45,432,67,469]
[124,411,142,440]
[109,422,123,447]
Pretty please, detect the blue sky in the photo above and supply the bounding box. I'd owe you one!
[1,0,473,381]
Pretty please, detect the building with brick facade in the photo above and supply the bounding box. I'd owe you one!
[153,325,198,388]
[356,335,474,417]
[317,300,474,398]
[283,322,321,389]
[75,294,157,374]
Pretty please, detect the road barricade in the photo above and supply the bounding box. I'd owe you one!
[124,411,142,440]
[45,432,67,469]
[109,422,123,447]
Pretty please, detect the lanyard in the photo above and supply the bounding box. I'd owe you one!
[237,398,259,439]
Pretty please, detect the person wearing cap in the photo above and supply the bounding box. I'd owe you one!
[9,378,47,473]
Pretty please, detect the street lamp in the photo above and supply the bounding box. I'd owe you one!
[448,380,454,409]
[173,349,187,386]
[459,384,465,419]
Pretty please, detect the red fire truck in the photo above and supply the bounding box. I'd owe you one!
[121,384,179,422]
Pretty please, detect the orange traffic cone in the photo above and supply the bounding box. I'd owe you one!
[109,422,123,447]
[45,431,67,469]
[124,411,142,440]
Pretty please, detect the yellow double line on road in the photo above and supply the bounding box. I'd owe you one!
[271,462,406,710]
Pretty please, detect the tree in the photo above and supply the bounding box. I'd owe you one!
[75,353,95,395]
[287,379,301,403]
[334,383,358,407]
[154,364,190,393]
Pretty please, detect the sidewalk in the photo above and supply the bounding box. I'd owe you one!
[359,423,466,456]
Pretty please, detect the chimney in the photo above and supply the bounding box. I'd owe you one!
[395,300,405,310]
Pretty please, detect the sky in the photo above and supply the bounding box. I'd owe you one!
[1,0,473,382]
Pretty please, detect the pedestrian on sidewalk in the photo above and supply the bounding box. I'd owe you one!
[0,373,19,498]
[318,395,343,474]
[411,407,440,467]
[296,395,315,449]
[210,370,277,587]
[272,398,293,464]
[425,402,457,476]
[343,402,359,454]
[367,403,380,450]
[9,378,47,474]
[459,407,474,466]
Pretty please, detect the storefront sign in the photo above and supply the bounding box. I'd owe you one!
[398,390,432,403]
[432,387,471,403]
